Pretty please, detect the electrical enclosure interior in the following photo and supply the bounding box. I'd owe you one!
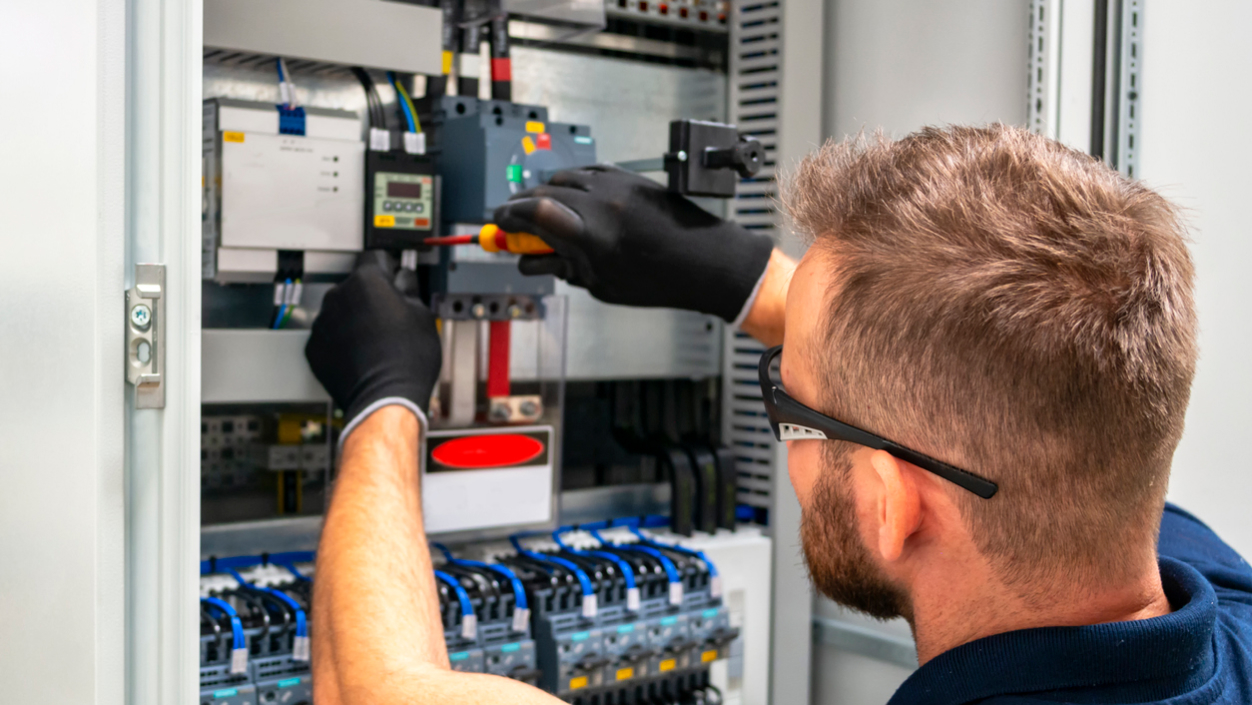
[194,0,776,703]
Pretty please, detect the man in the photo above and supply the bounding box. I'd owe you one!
[304,125,1252,704]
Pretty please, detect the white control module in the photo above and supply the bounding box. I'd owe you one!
[203,98,364,282]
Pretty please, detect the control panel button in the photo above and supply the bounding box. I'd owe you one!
[383,201,394,211]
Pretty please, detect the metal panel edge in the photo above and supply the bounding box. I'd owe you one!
[811,617,919,670]
[769,0,823,699]
[204,0,443,74]
[202,329,330,404]
[125,0,202,703]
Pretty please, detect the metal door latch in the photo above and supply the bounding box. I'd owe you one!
[126,263,165,408]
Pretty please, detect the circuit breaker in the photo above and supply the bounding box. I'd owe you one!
[434,97,596,223]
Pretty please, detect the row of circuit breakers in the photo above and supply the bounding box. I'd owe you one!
[199,524,736,705]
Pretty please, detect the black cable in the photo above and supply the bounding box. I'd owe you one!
[489,14,511,101]
[1090,0,1109,159]
[351,67,386,129]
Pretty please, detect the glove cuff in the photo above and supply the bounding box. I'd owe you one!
[728,261,771,329]
[703,226,775,322]
[338,396,429,454]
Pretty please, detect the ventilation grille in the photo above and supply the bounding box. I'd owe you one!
[722,0,782,518]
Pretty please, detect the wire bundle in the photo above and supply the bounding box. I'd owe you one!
[552,527,642,612]
[350,67,387,129]
[271,278,301,329]
[201,596,250,674]
[228,568,311,662]
[509,534,599,618]
[433,543,531,632]
[387,71,422,134]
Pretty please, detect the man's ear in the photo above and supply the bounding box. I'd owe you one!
[869,450,922,563]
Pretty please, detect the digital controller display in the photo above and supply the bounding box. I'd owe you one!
[386,181,423,198]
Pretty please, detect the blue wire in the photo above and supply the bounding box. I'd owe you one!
[628,523,719,578]
[269,551,315,581]
[387,71,417,133]
[228,569,308,641]
[553,528,638,592]
[589,527,681,586]
[432,544,528,611]
[434,570,476,627]
[272,279,291,330]
[202,596,246,651]
[275,57,286,82]
[510,535,595,599]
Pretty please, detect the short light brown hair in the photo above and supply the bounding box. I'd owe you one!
[783,125,1197,595]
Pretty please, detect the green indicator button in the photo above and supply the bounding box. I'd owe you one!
[506,164,524,183]
[277,678,301,689]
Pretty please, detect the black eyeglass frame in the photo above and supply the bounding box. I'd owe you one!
[757,345,998,499]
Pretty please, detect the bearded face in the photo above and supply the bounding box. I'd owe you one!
[801,443,913,621]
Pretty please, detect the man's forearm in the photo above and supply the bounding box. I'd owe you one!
[739,249,795,346]
[314,406,448,700]
[313,405,562,705]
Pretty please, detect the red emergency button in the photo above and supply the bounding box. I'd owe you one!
[431,434,545,469]
[536,133,552,150]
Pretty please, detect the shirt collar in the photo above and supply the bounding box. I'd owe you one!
[888,557,1218,705]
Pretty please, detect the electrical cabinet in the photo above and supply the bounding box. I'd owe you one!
[0,0,826,702]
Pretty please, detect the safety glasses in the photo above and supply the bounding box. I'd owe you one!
[757,345,998,499]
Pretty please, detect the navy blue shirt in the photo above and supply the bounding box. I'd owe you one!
[889,504,1252,704]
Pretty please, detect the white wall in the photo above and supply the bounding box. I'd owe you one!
[813,1,1030,703]
[1139,2,1252,557]
[823,0,1029,140]
[0,2,125,703]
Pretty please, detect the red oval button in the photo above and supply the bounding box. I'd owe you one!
[431,434,544,469]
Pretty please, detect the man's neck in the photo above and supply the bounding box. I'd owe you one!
[909,559,1172,665]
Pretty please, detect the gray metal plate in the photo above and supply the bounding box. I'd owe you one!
[513,47,728,380]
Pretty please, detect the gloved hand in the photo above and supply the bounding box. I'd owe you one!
[305,251,442,443]
[493,164,775,323]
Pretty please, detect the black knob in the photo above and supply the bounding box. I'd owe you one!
[702,137,764,178]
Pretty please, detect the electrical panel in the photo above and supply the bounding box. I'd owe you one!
[196,2,773,702]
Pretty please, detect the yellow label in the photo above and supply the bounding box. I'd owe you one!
[525,121,546,134]
[374,214,396,227]
[616,667,634,681]
[441,50,454,74]
[223,131,245,143]
[659,659,676,672]
[701,649,718,663]
[521,135,536,155]
[569,676,588,690]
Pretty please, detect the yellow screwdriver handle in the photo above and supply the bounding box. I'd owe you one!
[479,224,555,254]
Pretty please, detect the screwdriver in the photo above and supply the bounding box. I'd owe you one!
[423,224,554,254]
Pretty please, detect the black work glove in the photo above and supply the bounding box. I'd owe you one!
[305,251,442,443]
[493,164,775,323]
